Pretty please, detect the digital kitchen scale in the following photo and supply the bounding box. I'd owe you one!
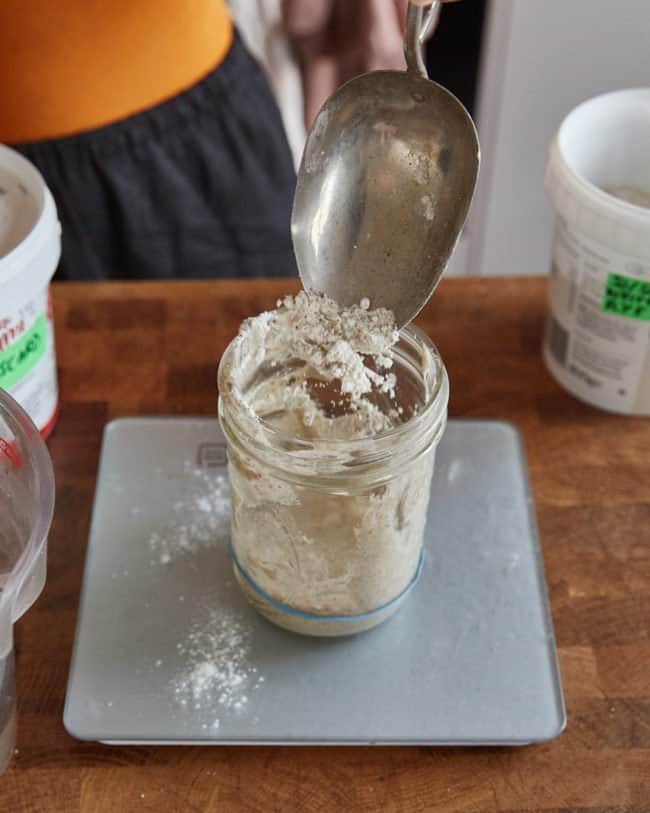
[64,418,566,745]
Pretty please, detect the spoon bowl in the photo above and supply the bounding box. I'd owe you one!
[291,2,480,328]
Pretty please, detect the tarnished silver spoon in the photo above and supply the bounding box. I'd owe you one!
[291,1,480,328]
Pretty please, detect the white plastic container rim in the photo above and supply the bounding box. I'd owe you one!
[0,143,61,299]
[546,88,650,256]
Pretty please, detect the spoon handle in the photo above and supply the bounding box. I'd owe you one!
[405,1,441,77]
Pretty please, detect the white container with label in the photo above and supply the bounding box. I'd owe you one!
[544,89,650,415]
[0,145,61,436]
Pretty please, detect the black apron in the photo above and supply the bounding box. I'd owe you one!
[13,32,297,281]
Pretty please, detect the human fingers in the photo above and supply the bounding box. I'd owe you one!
[302,51,339,128]
[283,0,335,37]
[365,0,406,73]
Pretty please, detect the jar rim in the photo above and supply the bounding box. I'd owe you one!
[218,322,448,476]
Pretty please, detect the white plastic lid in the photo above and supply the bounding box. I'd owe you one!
[0,144,61,300]
[545,88,650,260]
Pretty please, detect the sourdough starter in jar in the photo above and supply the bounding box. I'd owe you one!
[218,292,448,636]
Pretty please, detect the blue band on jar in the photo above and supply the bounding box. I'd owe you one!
[229,544,424,623]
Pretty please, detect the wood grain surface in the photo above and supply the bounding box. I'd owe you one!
[3,277,649,812]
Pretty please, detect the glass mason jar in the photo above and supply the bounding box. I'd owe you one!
[218,325,449,636]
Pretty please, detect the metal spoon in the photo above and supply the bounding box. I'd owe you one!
[291,1,480,328]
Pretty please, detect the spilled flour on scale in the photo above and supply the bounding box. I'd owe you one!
[171,607,264,726]
[144,463,263,722]
[147,464,230,565]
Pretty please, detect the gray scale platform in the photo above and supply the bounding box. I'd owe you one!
[64,418,566,745]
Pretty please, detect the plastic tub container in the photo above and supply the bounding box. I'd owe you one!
[544,89,650,415]
[219,325,449,637]
[0,387,55,773]
[0,144,61,436]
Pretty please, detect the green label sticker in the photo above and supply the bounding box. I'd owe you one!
[0,315,47,389]
[602,273,650,321]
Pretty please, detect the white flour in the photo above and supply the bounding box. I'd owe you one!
[147,464,229,565]
[219,292,445,625]
[171,608,263,719]
[224,290,403,440]
[144,464,264,718]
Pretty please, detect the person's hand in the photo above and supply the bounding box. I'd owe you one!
[283,0,459,128]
